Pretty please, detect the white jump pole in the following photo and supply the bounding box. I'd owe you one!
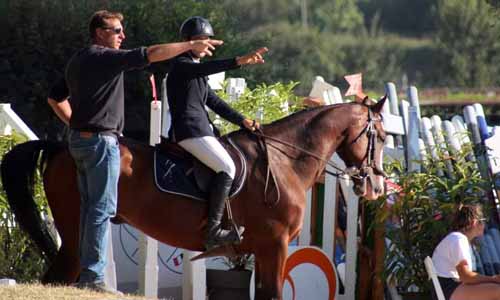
[385,82,403,147]
[407,86,421,119]
[406,106,421,172]
[421,117,444,177]
[138,75,160,298]
[431,115,454,178]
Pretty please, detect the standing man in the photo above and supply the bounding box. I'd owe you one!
[47,10,222,294]
[167,16,267,250]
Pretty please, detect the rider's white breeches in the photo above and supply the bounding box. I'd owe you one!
[178,136,236,179]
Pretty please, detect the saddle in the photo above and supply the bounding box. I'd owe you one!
[153,137,247,201]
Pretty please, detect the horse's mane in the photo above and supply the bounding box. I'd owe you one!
[223,103,364,154]
[265,103,345,128]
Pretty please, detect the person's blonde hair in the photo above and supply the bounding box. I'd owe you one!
[88,10,124,40]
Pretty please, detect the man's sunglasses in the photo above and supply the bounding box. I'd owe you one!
[102,26,123,34]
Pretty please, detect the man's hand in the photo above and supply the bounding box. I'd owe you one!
[236,47,269,66]
[242,118,260,131]
[190,39,224,58]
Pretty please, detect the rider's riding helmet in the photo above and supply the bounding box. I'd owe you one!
[180,16,214,40]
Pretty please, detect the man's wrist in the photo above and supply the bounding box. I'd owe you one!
[236,56,244,66]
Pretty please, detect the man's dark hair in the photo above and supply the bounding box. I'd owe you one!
[88,10,123,40]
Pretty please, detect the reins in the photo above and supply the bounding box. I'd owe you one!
[250,105,384,207]
[252,129,360,179]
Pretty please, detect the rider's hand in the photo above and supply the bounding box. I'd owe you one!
[190,39,223,57]
[242,118,260,131]
[236,47,269,66]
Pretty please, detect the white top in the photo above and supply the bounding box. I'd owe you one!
[432,231,472,279]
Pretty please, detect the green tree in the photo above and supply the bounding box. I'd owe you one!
[435,0,500,87]
[486,0,500,9]
[358,0,438,37]
[310,0,364,33]
[234,22,345,94]
[221,0,300,32]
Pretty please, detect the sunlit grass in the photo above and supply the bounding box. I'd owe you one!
[0,283,153,300]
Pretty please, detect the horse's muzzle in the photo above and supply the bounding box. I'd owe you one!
[352,167,385,200]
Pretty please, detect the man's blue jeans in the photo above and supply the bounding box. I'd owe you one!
[68,130,120,284]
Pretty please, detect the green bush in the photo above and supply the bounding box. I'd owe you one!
[0,134,49,282]
[214,81,301,134]
[372,140,488,293]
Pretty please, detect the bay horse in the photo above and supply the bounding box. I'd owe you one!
[1,98,387,299]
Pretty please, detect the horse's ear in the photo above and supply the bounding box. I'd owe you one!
[362,96,372,106]
[371,94,387,113]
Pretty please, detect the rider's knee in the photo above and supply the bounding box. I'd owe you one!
[221,161,236,179]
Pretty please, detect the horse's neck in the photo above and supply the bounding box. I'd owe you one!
[266,105,353,187]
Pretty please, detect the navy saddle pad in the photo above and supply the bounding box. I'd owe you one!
[153,138,247,201]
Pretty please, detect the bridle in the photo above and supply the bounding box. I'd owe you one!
[252,105,386,206]
[346,107,387,194]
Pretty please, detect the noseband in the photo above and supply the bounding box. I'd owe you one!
[251,105,386,206]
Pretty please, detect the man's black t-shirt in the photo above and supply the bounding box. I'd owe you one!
[49,45,149,135]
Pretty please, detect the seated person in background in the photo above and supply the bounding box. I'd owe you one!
[432,204,500,300]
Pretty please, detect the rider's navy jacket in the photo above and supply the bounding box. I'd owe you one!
[166,53,245,142]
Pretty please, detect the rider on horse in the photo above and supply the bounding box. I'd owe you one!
[166,16,268,249]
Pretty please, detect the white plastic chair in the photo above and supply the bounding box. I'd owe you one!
[424,256,445,300]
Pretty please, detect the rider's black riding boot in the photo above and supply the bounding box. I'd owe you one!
[206,172,245,250]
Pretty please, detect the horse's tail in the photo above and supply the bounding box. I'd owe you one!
[1,140,63,262]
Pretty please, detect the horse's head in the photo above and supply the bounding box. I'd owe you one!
[337,96,387,200]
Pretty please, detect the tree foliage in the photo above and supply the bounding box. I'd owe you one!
[435,0,500,87]
[1,0,499,142]
[310,0,365,33]
[215,81,301,134]
[358,0,438,37]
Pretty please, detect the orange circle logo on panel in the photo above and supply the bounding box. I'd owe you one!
[283,247,337,300]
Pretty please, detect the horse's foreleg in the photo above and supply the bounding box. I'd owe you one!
[41,213,80,284]
[254,239,288,300]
